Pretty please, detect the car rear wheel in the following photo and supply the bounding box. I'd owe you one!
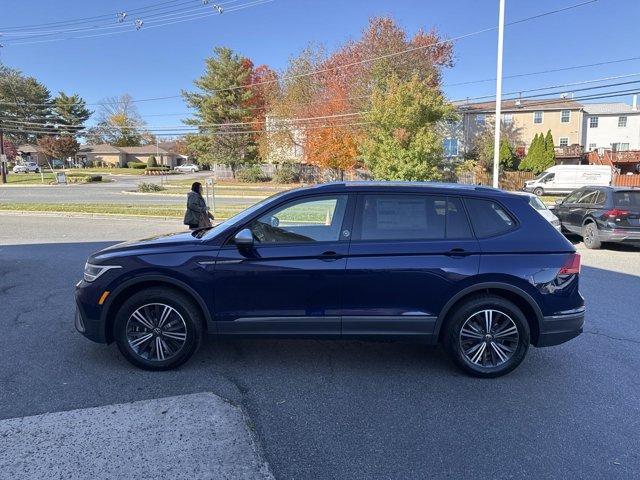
[582,222,601,249]
[114,287,203,370]
[444,295,530,378]
[533,187,544,196]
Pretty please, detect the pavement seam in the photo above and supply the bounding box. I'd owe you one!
[583,329,640,346]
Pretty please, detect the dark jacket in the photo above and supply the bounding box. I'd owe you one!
[183,191,210,227]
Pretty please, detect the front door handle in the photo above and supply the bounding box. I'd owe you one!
[319,250,342,261]
[446,248,470,258]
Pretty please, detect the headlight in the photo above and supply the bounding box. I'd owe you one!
[84,263,122,282]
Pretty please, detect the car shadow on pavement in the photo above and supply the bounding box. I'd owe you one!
[563,232,640,251]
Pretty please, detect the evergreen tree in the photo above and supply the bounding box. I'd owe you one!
[52,92,92,137]
[543,129,556,169]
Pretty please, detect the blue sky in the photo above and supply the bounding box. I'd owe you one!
[2,0,640,129]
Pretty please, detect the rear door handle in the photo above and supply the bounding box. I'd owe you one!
[446,248,470,258]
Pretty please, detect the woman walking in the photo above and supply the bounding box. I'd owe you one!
[183,181,214,230]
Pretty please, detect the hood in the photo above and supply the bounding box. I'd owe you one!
[95,229,209,258]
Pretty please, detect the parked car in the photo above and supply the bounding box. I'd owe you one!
[523,165,612,196]
[12,162,40,173]
[174,163,199,173]
[511,191,561,231]
[76,182,584,378]
[551,186,640,249]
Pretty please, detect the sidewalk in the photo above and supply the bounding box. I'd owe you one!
[0,393,274,480]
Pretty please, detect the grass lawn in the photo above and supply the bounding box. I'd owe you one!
[65,167,148,176]
[2,172,112,185]
[156,178,300,197]
[0,202,245,219]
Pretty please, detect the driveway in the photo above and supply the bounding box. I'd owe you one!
[0,214,638,479]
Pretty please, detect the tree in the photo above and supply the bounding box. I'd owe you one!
[85,94,147,146]
[52,92,92,136]
[36,135,79,162]
[360,75,455,181]
[544,129,556,167]
[0,63,54,144]
[147,155,157,167]
[182,47,260,176]
[1,139,18,160]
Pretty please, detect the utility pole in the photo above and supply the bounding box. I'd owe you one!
[1,125,6,184]
[492,0,506,188]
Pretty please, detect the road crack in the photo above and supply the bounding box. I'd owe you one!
[584,329,640,346]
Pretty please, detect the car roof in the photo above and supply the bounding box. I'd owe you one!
[292,181,510,197]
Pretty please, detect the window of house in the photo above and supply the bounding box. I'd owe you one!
[502,113,513,125]
[249,195,348,244]
[475,114,486,126]
[559,137,569,147]
[561,110,571,123]
[355,195,472,241]
[589,143,597,150]
[589,116,599,128]
[464,199,516,238]
[618,116,627,127]
[533,111,543,124]
[443,138,459,157]
[620,143,630,151]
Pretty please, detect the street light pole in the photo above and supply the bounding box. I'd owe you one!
[492,0,506,188]
[1,126,7,184]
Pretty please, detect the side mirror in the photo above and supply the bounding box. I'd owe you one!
[269,216,280,228]
[234,228,254,247]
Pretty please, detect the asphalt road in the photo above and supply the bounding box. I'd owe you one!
[0,172,258,207]
[1,214,639,479]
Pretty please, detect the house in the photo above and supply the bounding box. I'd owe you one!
[581,98,640,152]
[458,99,585,155]
[76,144,188,168]
[17,144,48,166]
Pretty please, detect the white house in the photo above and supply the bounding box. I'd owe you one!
[582,97,640,152]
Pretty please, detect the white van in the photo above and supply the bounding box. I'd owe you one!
[523,165,612,196]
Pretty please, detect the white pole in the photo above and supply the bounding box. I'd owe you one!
[492,0,506,188]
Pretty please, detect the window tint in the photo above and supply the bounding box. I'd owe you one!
[564,189,583,204]
[578,189,598,204]
[356,195,472,241]
[249,195,348,244]
[464,199,516,238]
[614,191,640,208]
[540,173,555,183]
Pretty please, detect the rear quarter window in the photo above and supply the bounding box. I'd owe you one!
[464,198,516,238]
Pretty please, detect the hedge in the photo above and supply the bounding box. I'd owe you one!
[127,162,147,169]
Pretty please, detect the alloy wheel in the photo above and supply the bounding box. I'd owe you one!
[459,309,519,368]
[125,303,188,362]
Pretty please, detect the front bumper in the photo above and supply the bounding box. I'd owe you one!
[537,307,585,347]
[75,284,109,343]
[597,228,640,243]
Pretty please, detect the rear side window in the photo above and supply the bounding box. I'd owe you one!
[464,198,516,238]
[614,191,640,208]
[356,195,472,241]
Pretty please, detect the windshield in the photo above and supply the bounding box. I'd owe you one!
[203,190,292,240]
[528,196,548,211]
[535,172,549,180]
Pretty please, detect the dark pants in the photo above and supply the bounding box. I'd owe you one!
[188,224,199,230]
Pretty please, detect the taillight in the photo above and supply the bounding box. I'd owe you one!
[603,208,629,219]
[559,253,581,275]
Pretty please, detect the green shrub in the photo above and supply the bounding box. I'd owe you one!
[137,182,165,192]
[145,166,170,172]
[147,155,158,168]
[236,165,269,183]
[272,164,299,184]
[84,175,102,183]
[127,162,146,169]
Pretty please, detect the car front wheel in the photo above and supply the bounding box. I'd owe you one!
[114,287,203,370]
[444,295,530,378]
[533,187,544,196]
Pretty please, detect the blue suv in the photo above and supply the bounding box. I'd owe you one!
[76,182,585,377]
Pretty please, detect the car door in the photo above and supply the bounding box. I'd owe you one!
[341,193,480,341]
[213,193,354,336]
[555,188,583,233]
[570,188,598,228]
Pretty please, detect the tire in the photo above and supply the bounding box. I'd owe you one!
[533,187,544,196]
[443,295,530,378]
[114,287,203,370]
[582,222,601,249]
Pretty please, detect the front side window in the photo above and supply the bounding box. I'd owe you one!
[540,173,555,183]
[561,110,571,123]
[559,137,569,147]
[249,195,348,244]
[356,195,471,241]
[443,138,459,157]
[533,111,543,124]
[464,199,516,238]
[589,116,599,128]
[564,189,584,204]
[618,116,627,127]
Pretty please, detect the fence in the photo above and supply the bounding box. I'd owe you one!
[613,174,640,187]
[206,163,371,182]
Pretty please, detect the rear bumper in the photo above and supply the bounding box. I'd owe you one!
[598,228,640,243]
[537,307,585,347]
